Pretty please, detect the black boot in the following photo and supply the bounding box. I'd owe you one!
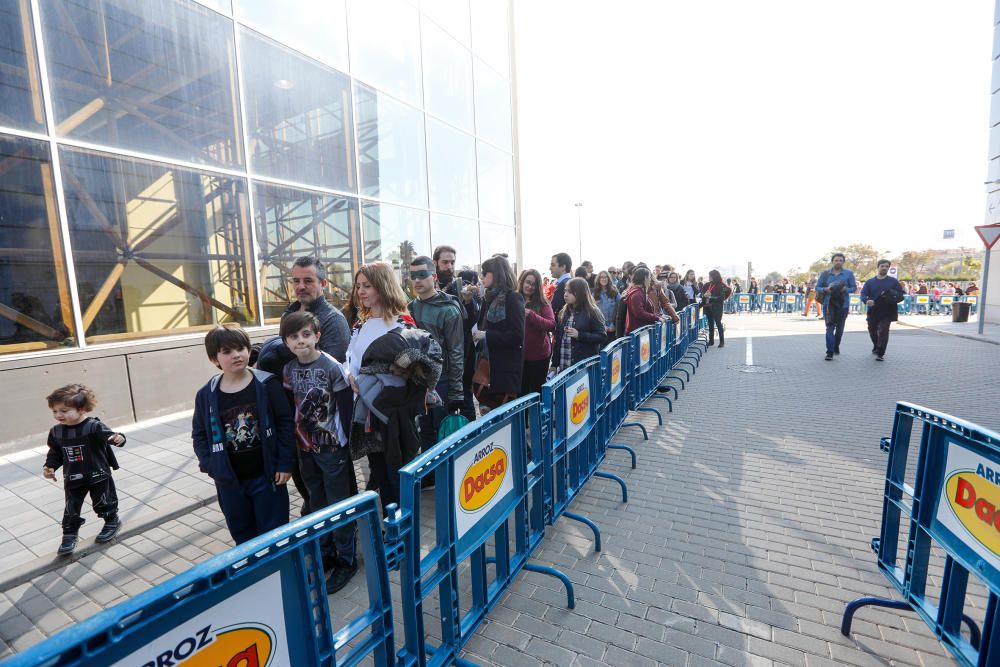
[96,516,121,543]
[58,534,78,556]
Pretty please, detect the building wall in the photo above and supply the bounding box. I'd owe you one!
[0,0,520,444]
[986,0,1000,323]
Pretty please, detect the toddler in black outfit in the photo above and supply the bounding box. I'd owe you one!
[42,384,126,555]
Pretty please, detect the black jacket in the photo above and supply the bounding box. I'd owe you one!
[552,308,607,366]
[478,290,526,394]
[666,283,690,310]
[550,279,568,317]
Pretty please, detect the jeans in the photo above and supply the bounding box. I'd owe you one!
[298,446,357,565]
[62,477,118,534]
[825,309,849,354]
[217,474,290,545]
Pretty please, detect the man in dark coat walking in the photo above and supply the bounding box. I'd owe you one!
[860,259,905,361]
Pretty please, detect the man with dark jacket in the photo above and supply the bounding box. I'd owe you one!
[283,257,351,363]
[549,252,572,315]
[409,256,464,452]
[861,259,905,361]
[434,245,480,422]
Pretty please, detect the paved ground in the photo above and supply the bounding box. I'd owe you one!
[2,312,999,664]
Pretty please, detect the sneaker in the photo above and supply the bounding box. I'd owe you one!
[872,347,877,354]
[834,348,840,355]
[718,341,725,348]
[95,517,121,543]
[57,534,78,556]
[707,340,715,346]
[326,558,359,594]
[876,354,884,361]
[824,353,833,361]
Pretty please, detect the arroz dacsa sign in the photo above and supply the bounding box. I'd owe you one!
[610,349,622,393]
[638,331,651,368]
[936,441,1000,574]
[113,571,288,667]
[565,373,590,440]
[454,423,514,539]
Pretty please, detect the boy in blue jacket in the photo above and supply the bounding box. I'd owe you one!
[192,326,295,545]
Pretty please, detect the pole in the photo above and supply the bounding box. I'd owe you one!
[574,202,583,264]
[979,249,990,335]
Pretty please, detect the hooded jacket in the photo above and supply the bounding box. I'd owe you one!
[408,290,464,401]
[192,369,296,489]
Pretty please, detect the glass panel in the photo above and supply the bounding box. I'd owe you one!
[421,0,470,46]
[235,0,348,72]
[426,118,477,217]
[0,134,74,354]
[347,0,422,105]
[0,0,45,131]
[194,0,231,13]
[60,146,256,342]
[240,28,356,192]
[430,213,480,272]
[253,182,356,320]
[474,58,512,150]
[421,16,474,133]
[39,0,242,167]
[477,141,513,225]
[470,0,508,77]
[361,200,429,295]
[355,83,427,206]
[479,221,515,273]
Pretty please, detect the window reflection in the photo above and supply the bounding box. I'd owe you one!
[240,28,356,192]
[0,0,45,131]
[431,213,480,272]
[347,0,422,105]
[235,0,348,72]
[474,58,512,150]
[60,147,256,342]
[253,182,356,320]
[426,118,477,217]
[0,135,74,354]
[39,0,242,167]
[477,142,513,225]
[470,0,509,78]
[421,17,474,133]
[361,201,429,295]
[355,84,427,206]
[421,0,470,46]
[479,221,515,274]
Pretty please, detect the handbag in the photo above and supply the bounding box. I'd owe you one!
[471,357,515,411]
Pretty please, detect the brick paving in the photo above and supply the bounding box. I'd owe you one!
[1,313,999,664]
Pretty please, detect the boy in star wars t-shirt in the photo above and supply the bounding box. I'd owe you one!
[42,384,126,555]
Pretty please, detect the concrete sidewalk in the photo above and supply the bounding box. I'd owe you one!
[0,411,219,588]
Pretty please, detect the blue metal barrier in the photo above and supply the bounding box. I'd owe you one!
[842,403,1000,666]
[628,324,667,425]
[599,335,641,464]
[6,491,395,667]
[388,395,573,667]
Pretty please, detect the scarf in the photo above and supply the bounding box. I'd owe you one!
[485,288,508,324]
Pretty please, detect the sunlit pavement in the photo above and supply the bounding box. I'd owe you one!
[2,313,999,664]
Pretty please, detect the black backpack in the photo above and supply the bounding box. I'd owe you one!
[614,296,628,339]
[254,335,296,375]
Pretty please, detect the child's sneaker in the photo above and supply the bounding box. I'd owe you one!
[57,534,77,556]
[95,517,121,543]
[325,558,358,594]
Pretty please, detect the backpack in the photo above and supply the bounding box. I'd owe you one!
[614,295,628,339]
[254,335,295,375]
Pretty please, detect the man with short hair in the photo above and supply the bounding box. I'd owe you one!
[283,257,351,363]
[861,260,904,361]
[550,252,573,315]
[409,256,464,453]
[815,252,857,360]
[433,245,479,422]
[581,260,595,288]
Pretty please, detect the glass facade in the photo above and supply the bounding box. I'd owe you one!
[0,0,516,356]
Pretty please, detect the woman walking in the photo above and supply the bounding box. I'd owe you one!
[552,278,607,373]
[701,269,732,347]
[592,270,620,339]
[346,262,439,510]
[473,255,525,412]
[518,268,555,396]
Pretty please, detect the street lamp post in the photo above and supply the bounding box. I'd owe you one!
[574,202,583,263]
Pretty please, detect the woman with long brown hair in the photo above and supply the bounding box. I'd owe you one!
[518,268,555,396]
[552,277,607,372]
[592,270,619,338]
[472,255,525,411]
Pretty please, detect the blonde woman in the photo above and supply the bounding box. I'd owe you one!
[346,262,432,511]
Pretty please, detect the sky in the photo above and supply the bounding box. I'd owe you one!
[512,1,994,278]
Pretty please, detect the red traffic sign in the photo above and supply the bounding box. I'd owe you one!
[976,224,1000,249]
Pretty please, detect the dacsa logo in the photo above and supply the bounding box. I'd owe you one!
[570,384,589,425]
[639,339,650,364]
[610,356,621,386]
[947,470,1000,556]
[139,624,274,667]
[461,443,507,511]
